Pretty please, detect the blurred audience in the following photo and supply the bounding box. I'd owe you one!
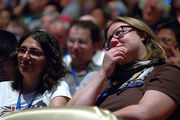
[170,0,180,23]
[123,0,142,18]
[106,0,128,19]
[40,11,59,31]
[60,0,80,21]
[6,19,29,41]
[156,19,180,67]
[63,20,100,96]
[79,14,105,66]
[0,29,17,82]
[0,8,12,30]
[139,0,171,30]
[79,15,98,25]
[48,20,69,55]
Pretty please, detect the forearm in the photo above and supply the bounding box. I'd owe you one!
[113,105,151,120]
[67,70,107,106]
[50,96,70,106]
[113,90,177,120]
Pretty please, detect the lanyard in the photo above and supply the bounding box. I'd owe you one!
[16,92,36,110]
[108,77,113,88]
[72,68,88,86]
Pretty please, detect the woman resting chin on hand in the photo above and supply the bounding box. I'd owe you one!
[68,16,180,120]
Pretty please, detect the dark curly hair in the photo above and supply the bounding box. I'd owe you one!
[12,30,66,93]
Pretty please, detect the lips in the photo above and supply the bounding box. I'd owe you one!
[19,60,32,71]
[71,50,80,57]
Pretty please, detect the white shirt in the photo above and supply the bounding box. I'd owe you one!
[0,81,71,116]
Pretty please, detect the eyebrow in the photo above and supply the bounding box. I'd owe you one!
[20,46,42,51]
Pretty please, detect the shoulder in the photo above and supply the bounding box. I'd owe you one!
[0,81,12,88]
[50,80,72,98]
[0,81,15,98]
[151,63,180,78]
[145,63,180,104]
[147,63,180,83]
[155,63,180,70]
[57,80,69,89]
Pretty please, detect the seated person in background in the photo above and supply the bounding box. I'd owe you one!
[48,20,69,55]
[156,20,180,67]
[0,30,17,82]
[63,20,100,96]
[79,14,105,66]
[68,16,180,120]
[6,19,29,41]
[0,30,71,116]
[0,8,12,30]
[139,0,171,31]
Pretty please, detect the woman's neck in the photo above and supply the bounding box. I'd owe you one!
[21,77,39,94]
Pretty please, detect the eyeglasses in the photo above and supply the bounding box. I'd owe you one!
[67,38,90,45]
[17,47,44,57]
[158,37,175,46]
[104,25,136,50]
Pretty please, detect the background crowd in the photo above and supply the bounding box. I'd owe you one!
[1,0,180,119]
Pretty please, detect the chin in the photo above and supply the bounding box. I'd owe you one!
[20,67,33,73]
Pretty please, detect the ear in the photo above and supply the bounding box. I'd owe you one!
[139,32,148,42]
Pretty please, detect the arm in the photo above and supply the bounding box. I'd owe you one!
[50,81,72,106]
[67,70,107,106]
[50,96,70,106]
[67,47,127,106]
[113,90,177,120]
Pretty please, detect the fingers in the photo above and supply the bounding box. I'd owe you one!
[107,47,127,62]
[170,46,180,57]
[100,47,127,77]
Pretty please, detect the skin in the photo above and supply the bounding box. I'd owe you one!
[48,22,67,51]
[157,28,178,58]
[142,0,162,27]
[157,28,180,66]
[18,37,47,93]
[79,15,98,25]
[41,15,56,30]
[106,22,146,65]
[68,22,177,120]
[0,10,11,29]
[68,25,98,73]
[18,37,68,105]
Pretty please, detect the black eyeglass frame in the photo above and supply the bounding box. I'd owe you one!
[104,25,138,50]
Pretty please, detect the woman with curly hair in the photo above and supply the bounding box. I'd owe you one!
[0,30,71,116]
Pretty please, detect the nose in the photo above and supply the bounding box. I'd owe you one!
[22,51,31,59]
[72,41,80,49]
[110,38,121,48]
